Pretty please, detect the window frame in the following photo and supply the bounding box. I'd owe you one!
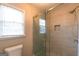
[0,3,26,39]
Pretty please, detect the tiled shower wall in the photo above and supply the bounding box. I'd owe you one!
[46,4,79,56]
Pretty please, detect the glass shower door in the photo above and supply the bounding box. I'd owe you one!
[33,15,46,56]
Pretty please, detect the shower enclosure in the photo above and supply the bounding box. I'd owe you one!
[33,15,46,56]
[46,4,78,56]
[33,4,79,56]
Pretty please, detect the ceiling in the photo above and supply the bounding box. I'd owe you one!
[11,3,59,13]
[30,3,59,12]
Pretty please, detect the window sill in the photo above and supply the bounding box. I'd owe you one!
[0,35,26,40]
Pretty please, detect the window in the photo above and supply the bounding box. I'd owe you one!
[39,18,46,33]
[0,4,24,37]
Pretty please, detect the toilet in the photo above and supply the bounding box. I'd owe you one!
[4,44,23,56]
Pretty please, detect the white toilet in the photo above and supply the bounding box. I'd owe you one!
[4,44,23,56]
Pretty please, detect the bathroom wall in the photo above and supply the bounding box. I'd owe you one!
[46,4,79,56]
[0,3,40,56]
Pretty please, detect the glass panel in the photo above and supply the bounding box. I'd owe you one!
[0,5,24,37]
[33,16,46,56]
[3,22,24,35]
[39,18,46,33]
[1,5,24,23]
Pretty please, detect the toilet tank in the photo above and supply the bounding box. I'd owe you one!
[4,44,23,56]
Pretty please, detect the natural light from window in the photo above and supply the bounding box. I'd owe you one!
[0,5,24,37]
[39,18,46,33]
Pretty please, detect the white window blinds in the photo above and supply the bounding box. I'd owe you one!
[0,5,24,37]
